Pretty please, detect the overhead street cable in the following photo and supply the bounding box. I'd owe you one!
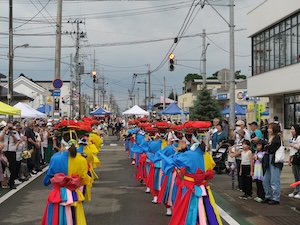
[14,0,51,30]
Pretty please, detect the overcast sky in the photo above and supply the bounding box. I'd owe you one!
[0,0,265,110]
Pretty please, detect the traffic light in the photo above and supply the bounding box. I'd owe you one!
[92,71,97,82]
[169,53,175,71]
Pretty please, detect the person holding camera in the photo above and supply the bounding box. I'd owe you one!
[249,122,263,153]
[0,121,20,189]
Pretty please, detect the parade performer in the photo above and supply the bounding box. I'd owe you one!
[41,121,93,225]
[158,121,222,225]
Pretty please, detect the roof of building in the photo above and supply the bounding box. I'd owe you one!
[0,86,34,101]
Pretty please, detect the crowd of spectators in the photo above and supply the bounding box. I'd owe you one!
[0,118,57,190]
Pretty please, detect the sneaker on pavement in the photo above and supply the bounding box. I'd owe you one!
[294,194,300,199]
[288,193,295,198]
[239,195,247,199]
[31,170,37,174]
[14,179,22,185]
[254,197,262,202]
[243,195,252,200]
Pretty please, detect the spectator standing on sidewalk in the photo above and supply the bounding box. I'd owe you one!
[273,116,282,133]
[235,120,251,141]
[239,140,253,200]
[249,121,263,153]
[262,123,283,205]
[41,124,49,165]
[288,125,300,199]
[0,121,20,189]
[253,140,266,202]
[24,121,38,175]
[211,124,227,151]
[231,129,246,191]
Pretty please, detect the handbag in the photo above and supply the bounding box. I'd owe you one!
[292,151,300,165]
[274,138,285,163]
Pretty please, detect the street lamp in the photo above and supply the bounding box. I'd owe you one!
[137,80,147,110]
[8,43,29,105]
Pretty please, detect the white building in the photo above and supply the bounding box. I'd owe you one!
[247,0,300,134]
[3,74,73,117]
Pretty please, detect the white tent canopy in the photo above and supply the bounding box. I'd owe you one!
[14,102,47,118]
[122,105,150,116]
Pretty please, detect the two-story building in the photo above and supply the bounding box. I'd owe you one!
[178,78,269,122]
[247,0,300,135]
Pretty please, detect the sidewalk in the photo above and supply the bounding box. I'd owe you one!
[211,161,300,225]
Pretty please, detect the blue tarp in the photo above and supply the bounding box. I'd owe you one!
[90,107,111,116]
[157,103,189,115]
[260,110,269,116]
[221,103,246,115]
[36,104,52,113]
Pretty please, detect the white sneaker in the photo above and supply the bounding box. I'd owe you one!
[294,194,300,199]
[145,187,151,193]
[131,160,135,165]
[165,208,172,216]
[14,179,22,185]
[288,193,295,198]
[152,196,158,204]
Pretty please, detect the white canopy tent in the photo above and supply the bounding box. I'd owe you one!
[122,105,150,116]
[14,102,47,118]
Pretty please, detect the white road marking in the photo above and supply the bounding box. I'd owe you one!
[217,205,240,225]
[0,166,48,204]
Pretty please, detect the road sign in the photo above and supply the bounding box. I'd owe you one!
[73,92,79,98]
[52,78,63,89]
[53,88,61,97]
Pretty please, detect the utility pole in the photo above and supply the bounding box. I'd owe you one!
[54,0,63,79]
[137,88,140,106]
[8,0,13,106]
[98,75,101,107]
[74,20,81,118]
[148,64,151,108]
[69,53,73,118]
[101,74,106,107]
[163,77,166,109]
[93,50,96,110]
[229,0,236,130]
[201,29,207,88]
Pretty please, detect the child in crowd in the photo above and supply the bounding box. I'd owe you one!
[253,140,266,202]
[227,140,235,174]
[239,140,253,200]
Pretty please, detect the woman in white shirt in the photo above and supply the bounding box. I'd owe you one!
[288,125,300,199]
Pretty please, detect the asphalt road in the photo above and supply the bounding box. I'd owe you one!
[0,137,171,225]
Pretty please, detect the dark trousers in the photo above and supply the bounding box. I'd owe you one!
[236,159,243,190]
[4,151,17,187]
[255,179,265,199]
[241,165,252,196]
[16,160,21,178]
[34,147,41,169]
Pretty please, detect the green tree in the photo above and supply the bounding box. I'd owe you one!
[168,91,178,101]
[190,88,221,121]
[184,73,202,83]
[235,70,247,79]
[207,70,219,80]
[206,70,247,80]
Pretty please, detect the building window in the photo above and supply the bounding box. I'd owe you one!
[284,93,300,129]
[252,10,300,75]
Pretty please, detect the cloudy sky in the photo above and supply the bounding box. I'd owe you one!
[0,0,265,110]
